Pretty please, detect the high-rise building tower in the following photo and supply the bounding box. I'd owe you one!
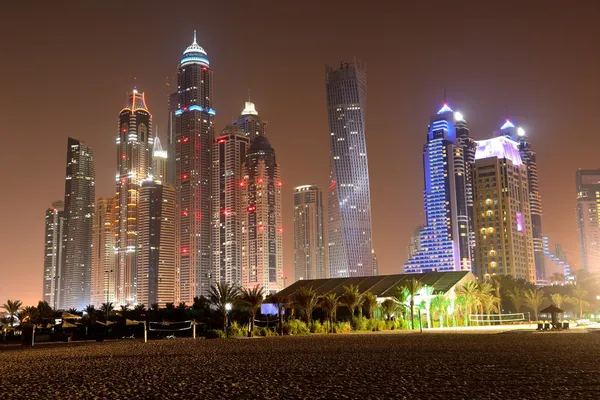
[174,32,215,301]
[497,120,546,279]
[293,185,326,281]
[43,200,65,309]
[137,181,177,307]
[60,137,95,310]
[233,101,267,141]
[167,92,178,186]
[152,136,168,183]
[91,198,118,307]
[241,136,283,294]
[472,136,536,282]
[576,169,600,274]
[404,105,473,273]
[115,89,152,305]
[212,125,250,288]
[326,61,374,278]
[407,225,424,261]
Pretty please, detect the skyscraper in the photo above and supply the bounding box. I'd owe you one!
[576,169,600,274]
[174,32,215,301]
[43,200,65,309]
[212,125,250,287]
[472,136,536,282]
[137,181,177,307]
[407,225,424,260]
[60,137,95,310]
[167,92,178,186]
[326,61,374,278]
[91,198,118,307]
[152,136,168,183]
[241,135,283,294]
[497,120,546,279]
[233,101,267,141]
[404,105,473,273]
[293,185,326,281]
[115,89,152,305]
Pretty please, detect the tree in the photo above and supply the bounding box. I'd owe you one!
[362,292,378,319]
[240,286,265,337]
[549,273,565,285]
[177,302,187,310]
[403,278,423,329]
[339,285,362,320]
[421,285,435,328]
[22,306,38,325]
[391,286,409,322]
[506,287,523,313]
[567,286,591,318]
[431,294,449,328]
[457,281,479,326]
[293,286,319,325]
[477,283,495,324]
[268,294,289,335]
[208,282,240,332]
[319,293,340,333]
[480,294,501,325]
[380,299,397,321]
[2,300,23,327]
[523,289,545,321]
[100,302,114,321]
[550,293,568,309]
[165,302,175,310]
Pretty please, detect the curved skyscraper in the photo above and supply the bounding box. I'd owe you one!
[326,61,374,278]
[173,32,215,301]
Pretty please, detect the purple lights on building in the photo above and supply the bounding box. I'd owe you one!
[474,136,523,166]
[516,212,524,232]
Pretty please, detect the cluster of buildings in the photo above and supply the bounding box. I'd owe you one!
[41,34,376,310]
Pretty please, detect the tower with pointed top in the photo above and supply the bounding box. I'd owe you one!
[233,101,267,141]
[152,136,168,183]
[173,32,215,301]
[404,104,473,273]
[115,89,152,305]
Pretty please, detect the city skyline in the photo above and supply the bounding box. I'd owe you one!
[3,2,599,305]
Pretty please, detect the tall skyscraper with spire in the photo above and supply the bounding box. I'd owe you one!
[115,89,152,305]
[326,61,374,278]
[60,138,95,310]
[497,120,545,279]
[173,32,215,301]
[404,104,473,273]
[241,136,283,294]
[233,100,267,141]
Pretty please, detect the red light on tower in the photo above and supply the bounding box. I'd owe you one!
[181,248,189,254]
[277,181,282,187]
[182,137,189,143]
[278,228,283,233]
[202,67,208,71]
[182,210,189,217]
[239,181,245,187]
[258,178,264,184]
[121,154,126,159]
[217,138,226,144]
[181,173,189,180]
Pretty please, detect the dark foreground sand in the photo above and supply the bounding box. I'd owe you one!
[1,332,599,399]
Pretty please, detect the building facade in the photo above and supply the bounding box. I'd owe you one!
[293,185,326,282]
[91,198,118,307]
[472,136,536,282]
[326,62,374,278]
[241,136,283,294]
[212,125,250,288]
[60,137,95,310]
[233,101,267,142]
[152,136,168,183]
[137,181,177,307]
[43,201,65,309]
[115,89,152,305]
[404,105,473,273]
[173,32,215,302]
[576,169,600,274]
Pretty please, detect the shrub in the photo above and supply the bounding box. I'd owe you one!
[229,322,247,338]
[261,327,277,337]
[334,321,351,333]
[310,320,327,334]
[352,316,368,331]
[284,319,310,335]
[206,329,226,339]
[322,320,333,333]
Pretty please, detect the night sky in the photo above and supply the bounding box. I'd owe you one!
[2,1,600,306]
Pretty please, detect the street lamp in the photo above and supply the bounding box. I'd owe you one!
[225,303,232,337]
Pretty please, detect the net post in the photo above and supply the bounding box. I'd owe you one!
[193,321,196,339]
[144,321,147,343]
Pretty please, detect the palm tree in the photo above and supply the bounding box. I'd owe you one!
[293,286,319,325]
[208,282,240,332]
[319,293,340,333]
[477,283,494,324]
[177,302,187,310]
[339,285,362,321]
[100,302,114,321]
[421,285,435,328]
[431,294,449,328]
[404,278,423,329]
[567,286,591,318]
[2,299,23,327]
[480,294,501,325]
[268,294,289,335]
[523,289,545,321]
[84,304,96,316]
[22,306,38,325]
[549,273,565,285]
[362,292,378,319]
[37,301,55,322]
[165,302,175,310]
[550,293,568,309]
[380,299,397,321]
[506,287,523,313]
[457,281,479,326]
[67,308,80,316]
[392,286,409,322]
[240,286,265,337]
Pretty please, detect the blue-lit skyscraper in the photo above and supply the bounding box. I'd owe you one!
[326,61,374,278]
[404,104,473,273]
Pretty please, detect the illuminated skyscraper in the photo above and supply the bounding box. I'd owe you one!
[326,61,374,278]
[233,101,267,141]
[137,181,177,307]
[174,32,215,301]
[241,136,283,294]
[43,200,65,309]
[167,92,178,186]
[472,136,536,282]
[152,136,168,183]
[404,105,472,273]
[293,185,326,281]
[212,125,250,287]
[91,198,118,307]
[576,169,600,274]
[497,120,545,279]
[115,89,152,305]
[60,137,95,310]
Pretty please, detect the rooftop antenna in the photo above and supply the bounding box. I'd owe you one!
[443,88,447,104]
[193,30,197,44]
[248,89,251,103]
